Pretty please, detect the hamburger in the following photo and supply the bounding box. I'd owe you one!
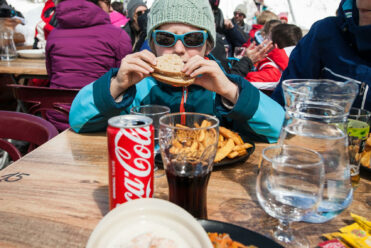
[151,54,195,87]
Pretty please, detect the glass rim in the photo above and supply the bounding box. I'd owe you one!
[282,79,359,97]
[159,112,219,131]
[130,104,171,116]
[262,145,324,168]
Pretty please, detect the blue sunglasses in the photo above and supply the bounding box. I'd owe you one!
[152,30,208,48]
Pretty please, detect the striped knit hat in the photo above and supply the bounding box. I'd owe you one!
[147,0,216,48]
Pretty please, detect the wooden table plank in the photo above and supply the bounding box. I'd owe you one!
[0,57,46,75]
[0,130,370,248]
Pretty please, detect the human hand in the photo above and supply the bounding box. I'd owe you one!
[243,39,273,64]
[110,50,156,99]
[182,55,239,104]
[224,19,234,29]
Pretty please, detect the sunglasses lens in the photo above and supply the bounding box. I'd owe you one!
[184,32,204,47]
[155,31,175,47]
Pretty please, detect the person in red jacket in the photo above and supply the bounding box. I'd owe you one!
[246,10,278,46]
[246,23,302,84]
[30,0,57,86]
[33,0,57,49]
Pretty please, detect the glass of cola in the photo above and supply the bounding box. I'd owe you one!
[159,112,219,219]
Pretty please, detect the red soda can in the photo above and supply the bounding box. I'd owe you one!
[107,115,154,210]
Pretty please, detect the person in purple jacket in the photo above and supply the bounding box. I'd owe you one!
[45,0,132,131]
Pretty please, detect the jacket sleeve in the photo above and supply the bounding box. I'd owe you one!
[69,68,136,133]
[216,74,285,143]
[224,25,247,48]
[271,20,324,106]
[229,57,254,77]
[115,30,132,67]
[245,64,281,82]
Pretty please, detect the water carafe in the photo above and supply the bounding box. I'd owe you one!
[0,27,17,61]
[280,79,358,223]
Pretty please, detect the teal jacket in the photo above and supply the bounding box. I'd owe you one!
[69,68,284,143]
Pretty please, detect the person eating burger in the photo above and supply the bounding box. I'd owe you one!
[69,0,285,144]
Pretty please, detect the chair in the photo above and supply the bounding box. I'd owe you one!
[0,111,58,169]
[7,84,79,120]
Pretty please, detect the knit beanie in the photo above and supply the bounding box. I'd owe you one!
[127,0,146,20]
[147,0,216,49]
[234,4,247,17]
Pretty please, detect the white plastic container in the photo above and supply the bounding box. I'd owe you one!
[86,198,213,248]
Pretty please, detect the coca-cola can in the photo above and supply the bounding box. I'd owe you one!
[107,115,154,210]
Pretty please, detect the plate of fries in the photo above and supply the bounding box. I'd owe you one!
[199,219,283,248]
[156,125,254,168]
[213,127,255,167]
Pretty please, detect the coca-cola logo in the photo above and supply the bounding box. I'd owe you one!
[114,127,152,201]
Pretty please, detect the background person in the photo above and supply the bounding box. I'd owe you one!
[110,1,129,28]
[244,23,302,84]
[278,12,288,24]
[69,0,285,144]
[271,0,371,111]
[111,1,125,15]
[33,0,57,49]
[209,0,246,58]
[123,0,147,51]
[231,3,249,40]
[45,0,132,131]
[247,10,278,46]
[270,23,303,57]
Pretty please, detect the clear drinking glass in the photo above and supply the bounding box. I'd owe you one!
[0,27,17,61]
[159,112,219,219]
[347,108,371,187]
[280,79,358,223]
[256,145,325,248]
[130,105,171,173]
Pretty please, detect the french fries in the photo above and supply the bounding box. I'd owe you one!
[168,121,252,163]
[215,128,253,162]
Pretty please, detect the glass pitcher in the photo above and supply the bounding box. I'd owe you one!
[0,27,17,61]
[279,79,358,223]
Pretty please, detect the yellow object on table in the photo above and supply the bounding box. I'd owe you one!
[322,213,371,248]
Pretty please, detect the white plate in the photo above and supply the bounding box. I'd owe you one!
[86,198,213,248]
[17,49,45,59]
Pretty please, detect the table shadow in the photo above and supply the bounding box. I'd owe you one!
[93,185,110,216]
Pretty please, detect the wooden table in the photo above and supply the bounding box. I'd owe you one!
[0,130,370,248]
[0,57,47,83]
[0,56,48,112]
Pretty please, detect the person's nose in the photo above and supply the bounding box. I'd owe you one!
[173,39,186,55]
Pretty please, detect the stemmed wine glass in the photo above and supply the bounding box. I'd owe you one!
[130,105,170,175]
[256,145,325,247]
